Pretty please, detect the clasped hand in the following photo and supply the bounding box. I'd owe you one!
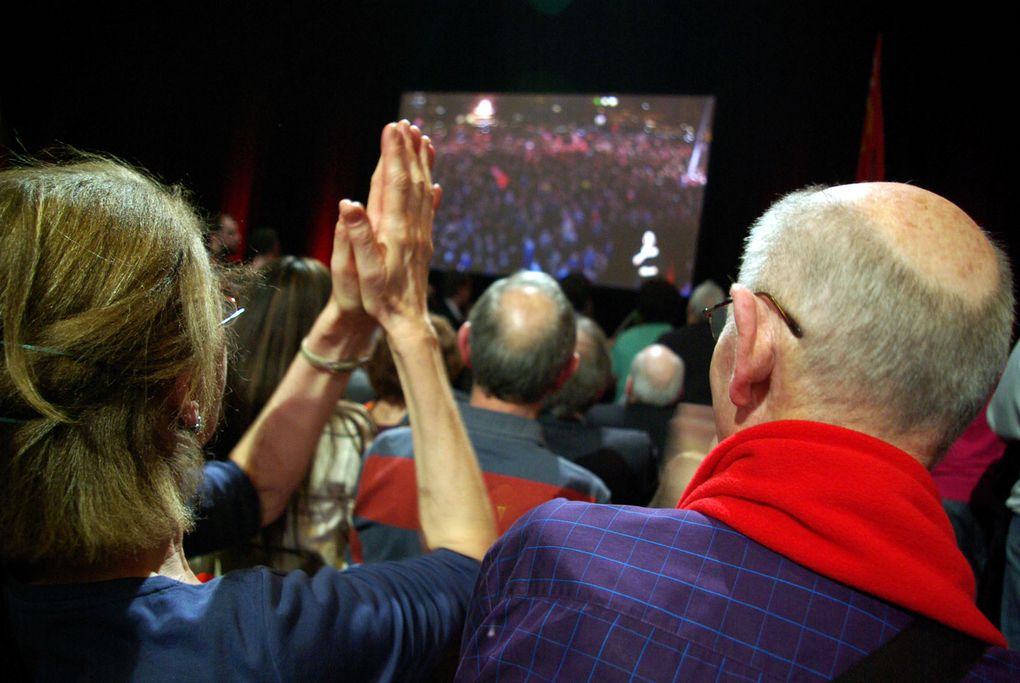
[330,120,442,334]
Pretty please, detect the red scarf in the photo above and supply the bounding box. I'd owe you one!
[678,420,1006,647]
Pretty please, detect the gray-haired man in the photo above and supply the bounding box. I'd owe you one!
[352,271,609,563]
[459,183,1018,680]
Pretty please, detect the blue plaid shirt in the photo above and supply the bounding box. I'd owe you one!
[457,500,1019,681]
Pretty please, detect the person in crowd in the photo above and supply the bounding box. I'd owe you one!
[248,226,281,269]
[352,270,610,564]
[589,343,685,460]
[1,121,497,680]
[539,316,657,505]
[458,182,1019,680]
[931,407,1008,589]
[657,278,725,405]
[429,270,473,330]
[214,255,375,572]
[610,277,683,401]
[628,343,685,405]
[208,211,242,262]
[364,313,463,431]
[986,341,1020,649]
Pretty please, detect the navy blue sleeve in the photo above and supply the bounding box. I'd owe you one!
[183,461,262,557]
[262,550,480,682]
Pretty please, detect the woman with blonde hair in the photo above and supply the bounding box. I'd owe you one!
[1,122,496,680]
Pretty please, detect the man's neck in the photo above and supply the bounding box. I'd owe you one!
[469,385,541,420]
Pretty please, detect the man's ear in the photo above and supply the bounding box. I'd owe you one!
[457,322,472,368]
[624,375,635,404]
[728,285,777,408]
[550,351,580,393]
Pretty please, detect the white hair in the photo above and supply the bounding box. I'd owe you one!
[687,280,726,323]
[737,187,1014,455]
[629,345,685,407]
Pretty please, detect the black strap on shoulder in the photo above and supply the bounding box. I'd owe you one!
[835,615,988,683]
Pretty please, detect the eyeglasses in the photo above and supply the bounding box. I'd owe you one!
[703,291,803,341]
[220,296,246,327]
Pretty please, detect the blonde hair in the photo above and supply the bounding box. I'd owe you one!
[0,156,224,574]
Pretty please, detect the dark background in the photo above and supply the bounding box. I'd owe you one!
[1,2,1012,332]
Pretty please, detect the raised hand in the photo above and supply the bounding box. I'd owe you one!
[334,121,440,332]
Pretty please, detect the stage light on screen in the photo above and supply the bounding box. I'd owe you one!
[474,99,494,119]
[400,92,715,289]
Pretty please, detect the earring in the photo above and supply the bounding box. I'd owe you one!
[178,401,202,435]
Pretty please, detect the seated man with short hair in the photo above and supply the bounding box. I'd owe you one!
[457,183,1019,680]
[352,271,609,564]
[589,343,685,460]
[539,316,657,505]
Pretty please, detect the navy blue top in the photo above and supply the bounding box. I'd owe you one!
[6,549,479,681]
[184,460,262,557]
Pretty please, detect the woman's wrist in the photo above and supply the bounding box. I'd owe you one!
[306,303,377,361]
[384,316,438,359]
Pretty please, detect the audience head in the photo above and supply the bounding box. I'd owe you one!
[222,256,331,447]
[636,277,684,326]
[442,270,473,306]
[687,280,725,325]
[627,344,685,407]
[543,316,612,419]
[366,314,462,407]
[713,182,1014,462]
[464,271,577,406]
[211,212,241,258]
[0,157,224,574]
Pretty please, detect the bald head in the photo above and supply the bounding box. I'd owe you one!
[494,286,563,350]
[468,271,576,405]
[734,182,1013,459]
[629,344,685,407]
[819,183,999,306]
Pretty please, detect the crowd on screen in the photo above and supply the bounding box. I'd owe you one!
[428,123,704,284]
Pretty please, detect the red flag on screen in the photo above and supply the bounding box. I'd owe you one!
[490,165,510,190]
[857,35,885,181]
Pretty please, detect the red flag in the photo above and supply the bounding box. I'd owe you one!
[857,35,885,181]
[490,165,510,190]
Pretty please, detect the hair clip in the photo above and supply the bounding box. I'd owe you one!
[0,341,75,358]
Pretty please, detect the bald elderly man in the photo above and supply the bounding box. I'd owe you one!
[588,344,685,460]
[457,184,1019,680]
[352,271,609,563]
